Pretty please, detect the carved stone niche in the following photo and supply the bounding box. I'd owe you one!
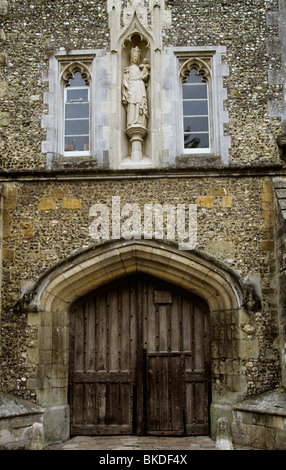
[107,0,171,169]
[121,32,152,166]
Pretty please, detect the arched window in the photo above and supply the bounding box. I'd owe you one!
[182,67,210,152]
[64,70,90,156]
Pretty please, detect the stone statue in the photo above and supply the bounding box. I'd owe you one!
[122,46,150,161]
[122,46,150,129]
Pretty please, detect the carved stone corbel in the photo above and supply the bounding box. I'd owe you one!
[14,290,39,314]
[243,283,262,313]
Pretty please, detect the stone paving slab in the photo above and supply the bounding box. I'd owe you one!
[46,435,252,451]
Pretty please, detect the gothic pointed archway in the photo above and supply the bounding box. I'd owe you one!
[19,239,253,444]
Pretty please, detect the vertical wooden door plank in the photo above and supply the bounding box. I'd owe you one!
[147,355,157,431]
[158,356,169,430]
[136,278,144,435]
[171,295,180,352]
[109,288,119,371]
[170,355,183,431]
[194,305,204,371]
[96,294,107,371]
[147,283,156,352]
[97,383,106,425]
[158,305,168,352]
[121,285,130,372]
[85,382,95,425]
[74,303,84,372]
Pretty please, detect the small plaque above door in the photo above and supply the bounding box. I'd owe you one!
[154,290,172,304]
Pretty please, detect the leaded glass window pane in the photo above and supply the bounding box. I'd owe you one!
[182,67,209,150]
[64,71,90,153]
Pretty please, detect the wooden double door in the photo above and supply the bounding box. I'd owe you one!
[69,274,211,436]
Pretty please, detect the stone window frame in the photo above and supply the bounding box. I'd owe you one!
[42,50,109,169]
[172,46,230,164]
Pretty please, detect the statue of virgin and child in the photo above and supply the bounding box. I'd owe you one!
[122,46,150,130]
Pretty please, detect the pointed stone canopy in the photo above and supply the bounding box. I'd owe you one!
[107,0,172,51]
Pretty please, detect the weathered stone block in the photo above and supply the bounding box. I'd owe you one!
[0,81,7,98]
[261,240,275,251]
[0,111,9,126]
[43,405,70,446]
[238,338,259,360]
[3,247,14,260]
[221,196,233,208]
[50,189,68,199]
[26,349,39,367]
[38,198,56,211]
[262,181,273,193]
[2,208,12,237]
[231,420,248,446]
[226,373,243,393]
[252,413,266,426]
[265,414,284,430]
[21,221,34,239]
[196,196,214,208]
[0,1,9,16]
[209,187,227,196]
[262,210,274,220]
[29,94,41,103]
[3,183,17,208]
[0,52,7,65]
[0,28,5,41]
[275,429,286,449]
[205,240,235,260]
[262,191,273,202]
[62,197,82,209]
[233,410,253,425]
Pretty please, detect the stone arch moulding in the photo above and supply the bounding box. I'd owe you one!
[15,239,255,316]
